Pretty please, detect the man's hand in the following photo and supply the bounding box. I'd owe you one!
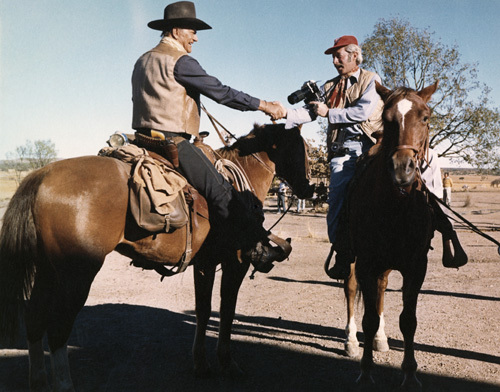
[310,101,329,117]
[259,100,287,121]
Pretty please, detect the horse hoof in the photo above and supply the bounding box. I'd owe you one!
[356,372,376,391]
[399,374,422,392]
[345,341,360,358]
[194,363,212,379]
[219,359,245,379]
[374,337,389,352]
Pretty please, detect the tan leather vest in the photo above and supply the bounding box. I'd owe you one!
[132,42,200,137]
[324,69,384,151]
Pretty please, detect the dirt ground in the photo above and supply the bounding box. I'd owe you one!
[1,184,500,392]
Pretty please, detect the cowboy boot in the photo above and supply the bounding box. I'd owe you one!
[229,191,292,273]
[241,237,291,273]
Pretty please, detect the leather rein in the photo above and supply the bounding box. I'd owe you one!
[201,104,275,175]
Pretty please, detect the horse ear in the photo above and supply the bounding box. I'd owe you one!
[375,81,392,102]
[417,80,439,103]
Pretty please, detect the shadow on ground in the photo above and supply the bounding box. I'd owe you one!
[1,303,498,392]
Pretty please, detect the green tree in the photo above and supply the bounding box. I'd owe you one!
[6,139,57,184]
[307,139,329,181]
[362,17,500,169]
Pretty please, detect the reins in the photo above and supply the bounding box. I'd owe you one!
[201,104,303,225]
[431,191,500,254]
[201,103,275,175]
[395,142,500,254]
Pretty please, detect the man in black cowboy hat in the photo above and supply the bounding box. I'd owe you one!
[132,1,288,270]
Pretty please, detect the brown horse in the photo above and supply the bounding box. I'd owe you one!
[343,82,439,390]
[0,123,313,391]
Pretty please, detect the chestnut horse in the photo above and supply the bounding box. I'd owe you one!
[0,123,313,391]
[343,82,439,389]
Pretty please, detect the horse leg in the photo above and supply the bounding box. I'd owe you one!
[217,258,250,377]
[27,276,81,392]
[374,270,390,352]
[192,260,216,378]
[26,258,102,392]
[28,340,50,392]
[25,267,53,392]
[343,263,359,357]
[399,263,426,390]
[356,267,379,386]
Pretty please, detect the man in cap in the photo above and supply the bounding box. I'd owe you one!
[282,35,466,279]
[132,1,288,269]
[283,35,383,279]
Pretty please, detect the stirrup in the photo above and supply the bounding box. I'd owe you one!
[267,233,292,261]
[442,231,468,268]
[324,246,353,280]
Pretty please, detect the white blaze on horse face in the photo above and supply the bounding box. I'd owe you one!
[397,99,413,131]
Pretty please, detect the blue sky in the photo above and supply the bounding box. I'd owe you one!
[1,0,499,165]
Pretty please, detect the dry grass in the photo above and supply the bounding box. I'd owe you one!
[0,171,19,205]
[462,193,473,207]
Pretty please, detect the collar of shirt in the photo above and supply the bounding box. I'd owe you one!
[346,68,361,89]
[160,36,187,53]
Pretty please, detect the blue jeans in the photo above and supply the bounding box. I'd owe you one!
[327,139,373,244]
[277,193,287,212]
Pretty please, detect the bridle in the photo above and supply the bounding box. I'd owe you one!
[388,106,431,195]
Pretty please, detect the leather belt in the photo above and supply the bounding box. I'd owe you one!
[345,134,363,142]
[136,128,191,141]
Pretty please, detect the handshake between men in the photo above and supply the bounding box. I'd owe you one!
[259,100,288,121]
[259,100,329,121]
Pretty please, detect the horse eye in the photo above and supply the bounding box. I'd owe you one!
[423,116,429,123]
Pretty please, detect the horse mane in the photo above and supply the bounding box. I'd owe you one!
[216,125,257,161]
[216,123,276,161]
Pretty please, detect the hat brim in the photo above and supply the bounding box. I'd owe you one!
[324,45,346,55]
[148,17,212,31]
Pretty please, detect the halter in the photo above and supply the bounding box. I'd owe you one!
[388,101,431,196]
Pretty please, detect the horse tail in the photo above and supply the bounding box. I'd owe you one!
[0,168,48,344]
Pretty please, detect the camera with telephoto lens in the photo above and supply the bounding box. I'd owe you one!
[287,80,323,105]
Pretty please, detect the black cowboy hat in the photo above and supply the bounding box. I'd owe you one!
[148,1,212,31]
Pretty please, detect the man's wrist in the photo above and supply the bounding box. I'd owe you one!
[258,100,268,112]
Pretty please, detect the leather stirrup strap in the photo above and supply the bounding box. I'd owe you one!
[173,193,193,274]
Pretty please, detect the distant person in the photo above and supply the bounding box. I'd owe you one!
[296,198,306,213]
[442,172,453,206]
[315,181,327,205]
[277,181,289,213]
